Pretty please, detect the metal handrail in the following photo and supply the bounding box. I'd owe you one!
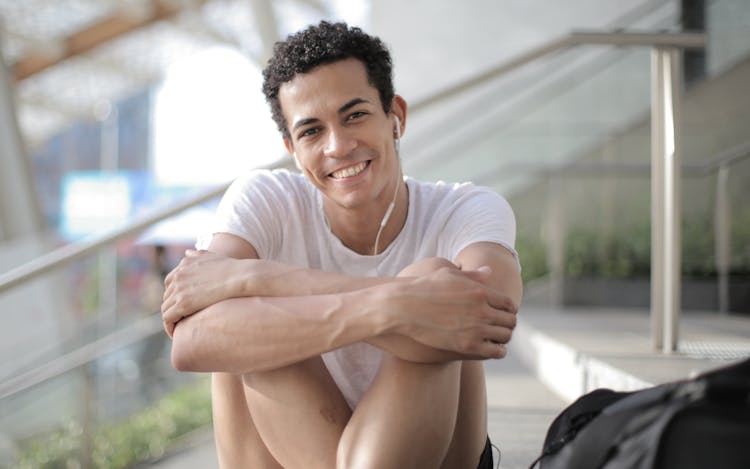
[0,315,163,400]
[0,30,707,296]
[0,161,291,294]
[0,182,228,294]
[475,140,750,181]
[410,30,706,113]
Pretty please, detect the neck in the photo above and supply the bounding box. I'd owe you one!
[323,178,408,255]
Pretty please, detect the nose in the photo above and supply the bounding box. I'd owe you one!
[323,127,356,159]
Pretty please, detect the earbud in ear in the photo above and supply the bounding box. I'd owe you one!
[392,116,401,156]
[293,152,303,171]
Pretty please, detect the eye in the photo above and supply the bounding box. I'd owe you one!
[298,127,320,139]
[347,111,368,121]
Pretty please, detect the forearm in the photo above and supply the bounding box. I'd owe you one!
[241,259,399,297]
[367,334,466,363]
[171,289,388,374]
[170,251,517,373]
[250,262,474,363]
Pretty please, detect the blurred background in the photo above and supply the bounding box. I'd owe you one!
[0,0,748,467]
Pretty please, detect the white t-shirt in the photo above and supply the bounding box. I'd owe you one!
[198,169,518,408]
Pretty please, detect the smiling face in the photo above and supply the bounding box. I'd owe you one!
[279,58,405,215]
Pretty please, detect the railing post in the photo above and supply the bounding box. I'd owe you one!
[0,35,44,239]
[651,47,682,353]
[546,176,566,306]
[98,103,120,330]
[651,50,665,351]
[715,164,730,313]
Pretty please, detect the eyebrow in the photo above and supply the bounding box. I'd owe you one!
[291,97,372,133]
[339,97,370,114]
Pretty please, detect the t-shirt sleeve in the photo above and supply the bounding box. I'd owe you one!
[195,170,285,259]
[443,186,520,270]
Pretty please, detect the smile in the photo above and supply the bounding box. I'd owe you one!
[330,161,369,179]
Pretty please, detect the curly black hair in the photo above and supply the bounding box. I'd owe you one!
[262,21,394,139]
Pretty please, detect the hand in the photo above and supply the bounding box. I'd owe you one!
[161,250,248,337]
[388,266,518,359]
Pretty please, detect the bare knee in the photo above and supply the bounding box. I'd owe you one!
[398,257,456,277]
[241,357,329,395]
[336,355,461,469]
[241,358,350,469]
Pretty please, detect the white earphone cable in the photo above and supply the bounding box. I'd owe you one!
[373,115,402,255]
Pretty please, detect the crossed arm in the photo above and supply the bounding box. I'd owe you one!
[163,232,522,373]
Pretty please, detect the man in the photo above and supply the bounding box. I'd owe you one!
[162,21,521,469]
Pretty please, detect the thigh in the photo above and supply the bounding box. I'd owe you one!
[211,373,282,468]
[243,356,351,469]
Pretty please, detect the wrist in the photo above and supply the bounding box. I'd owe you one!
[369,282,405,337]
[237,258,262,297]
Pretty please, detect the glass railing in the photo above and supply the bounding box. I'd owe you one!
[0,229,211,468]
[402,0,750,318]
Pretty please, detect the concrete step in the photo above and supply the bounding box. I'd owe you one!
[514,305,750,402]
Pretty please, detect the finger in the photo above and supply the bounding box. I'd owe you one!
[482,324,514,344]
[486,308,517,330]
[163,318,174,339]
[506,311,518,329]
[477,340,507,359]
[161,295,174,315]
[162,283,171,304]
[162,309,183,335]
[486,291,518,315]
[162,282,178,308]
[164,264,181,289]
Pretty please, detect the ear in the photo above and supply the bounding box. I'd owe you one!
[283,137,294,156]
[390,95,408,138]
[283,138,304,171]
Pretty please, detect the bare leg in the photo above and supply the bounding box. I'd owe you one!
[211,373,282,468]
[440,361,488,469]
[337,258,489,469]
[214,257,488,468]
[337,354,462,468]
[242,356,352,469]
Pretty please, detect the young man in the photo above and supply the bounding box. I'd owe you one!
[162,21,521,469]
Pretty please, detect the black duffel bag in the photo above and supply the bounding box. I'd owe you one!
[530,357,750,469]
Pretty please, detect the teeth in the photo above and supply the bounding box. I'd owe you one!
[331,161,367,179]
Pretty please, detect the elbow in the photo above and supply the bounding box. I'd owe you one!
[170,320,200,372]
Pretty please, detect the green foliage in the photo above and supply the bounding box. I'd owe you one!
[523,214,750,280]
[515,235,548,282]
[564,225,651,279]
[731,206,750,274]
[682,216,716,277]
[12,379,211,469]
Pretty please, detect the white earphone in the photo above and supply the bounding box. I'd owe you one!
[372,113,404,255]
[293,151,302,171]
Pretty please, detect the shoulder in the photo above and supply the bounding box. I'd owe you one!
[225,169,313,203]
[229,168,306,192]
[409,178,512,215]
